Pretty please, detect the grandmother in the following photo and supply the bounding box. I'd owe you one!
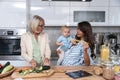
[21,15,51,67]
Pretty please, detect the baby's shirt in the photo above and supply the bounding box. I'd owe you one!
[57,35,72,51]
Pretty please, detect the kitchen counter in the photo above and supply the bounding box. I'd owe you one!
[1,66,106,80]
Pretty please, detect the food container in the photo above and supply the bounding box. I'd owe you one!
[115,73,120,80]
[93,66,103,76]
[101,45,109,61]
[102,61,114,80]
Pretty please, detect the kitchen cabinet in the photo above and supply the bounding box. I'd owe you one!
[90,0,109,7]
[30,0,49,6]
[54,1,69,6]
[30,0,120,26]
[1,0,120,27]
[109,0,120,26]
[0,0,26,28]
[53,6,69,26]
[109,7,120,26]
[70,2,90,7]
[30,0,70,26]
[69,7,109,26]
[30,6,55,26]
[110,0,120,7]
[30,0,55,26]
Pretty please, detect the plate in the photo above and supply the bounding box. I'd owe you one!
[0,67,16,78]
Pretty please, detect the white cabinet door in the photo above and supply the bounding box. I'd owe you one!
[69,7,109,26]
[110,0,120,7]
[31,6,69,26]
[54,6,69,26]
[30,1,70,26]
[0,1,26,28]
[30,6,55,26]
[109,7,120,26]
[90,0,109,7]
[30,0,55,26]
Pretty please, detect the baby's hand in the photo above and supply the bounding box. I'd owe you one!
[71,39,77,45]
[59,43,63,46]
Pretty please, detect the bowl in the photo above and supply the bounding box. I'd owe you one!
[0,67,15,78]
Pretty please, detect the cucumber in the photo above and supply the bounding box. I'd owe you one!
[20,70,29,75]
[35,69,42,73]
[33,67,42,73]
[38,66,43,71]
[42,66,50,70]
[0,62,10,73]
[1,65,13,74]
[28,68,34,73]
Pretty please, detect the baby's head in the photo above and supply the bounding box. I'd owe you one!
[61,25,70,37]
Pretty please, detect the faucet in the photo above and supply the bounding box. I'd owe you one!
[110,47,116,55]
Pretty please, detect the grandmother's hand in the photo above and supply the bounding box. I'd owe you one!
[43,58,50,66]
[30,59,37,68]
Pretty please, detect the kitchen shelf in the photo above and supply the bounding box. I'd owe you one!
[74,11,105,22]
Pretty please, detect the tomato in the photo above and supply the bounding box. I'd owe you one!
[0,63,3,69]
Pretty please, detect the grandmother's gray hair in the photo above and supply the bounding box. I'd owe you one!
[29,15,45,33]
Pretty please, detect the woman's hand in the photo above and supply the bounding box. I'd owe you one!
[30,59,37,68]
[83,41,89,51]
[83,41,90,66]
[43,58,50,66]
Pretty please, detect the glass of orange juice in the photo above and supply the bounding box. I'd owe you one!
[101,45,109,61]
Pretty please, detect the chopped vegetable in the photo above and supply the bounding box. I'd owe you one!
[0,64,3,69]
[18,66,51,75]
[0,62,10,73]
[114,66,120,73]
[42,66,50,70]
[20,70,29,75]
[21,67,30,71]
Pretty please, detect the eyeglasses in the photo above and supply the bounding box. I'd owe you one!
[38,25,44,28]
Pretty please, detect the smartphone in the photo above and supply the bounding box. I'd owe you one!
[66,70,92,79]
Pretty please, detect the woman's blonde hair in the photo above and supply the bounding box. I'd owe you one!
[29,15,45,33]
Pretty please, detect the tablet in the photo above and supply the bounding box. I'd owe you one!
[66,70,92,79]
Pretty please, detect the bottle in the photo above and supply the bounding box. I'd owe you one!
[101,45,109,61]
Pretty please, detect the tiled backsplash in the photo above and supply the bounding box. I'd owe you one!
[44,26,120,58]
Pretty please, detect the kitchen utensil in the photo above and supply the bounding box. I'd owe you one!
[11,69,54,78]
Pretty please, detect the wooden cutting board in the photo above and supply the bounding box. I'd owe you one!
[11,69,54,78]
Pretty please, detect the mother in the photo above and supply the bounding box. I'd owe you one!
[61,21,95,66]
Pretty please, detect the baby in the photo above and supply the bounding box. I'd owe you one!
[56,26,72,65]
